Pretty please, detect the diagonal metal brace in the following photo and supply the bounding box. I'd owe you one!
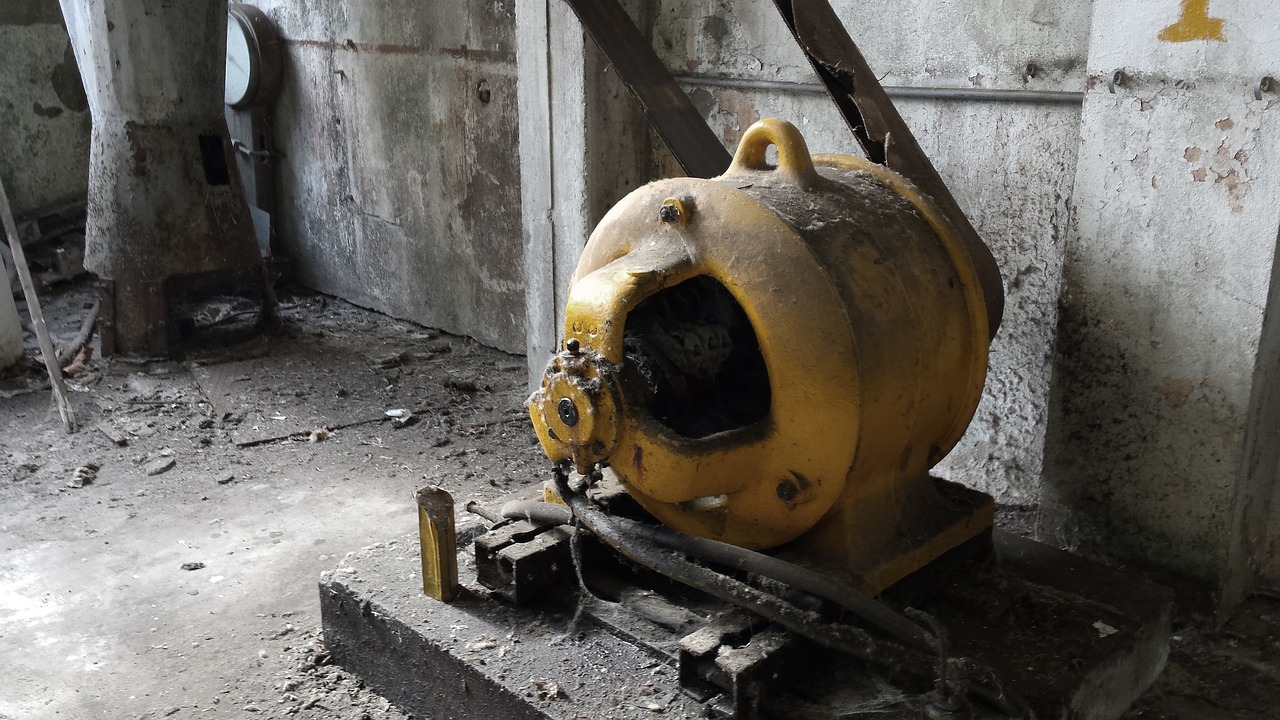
[559,0,732,179]
[773,0,1004,332]
[558,0,1003,332]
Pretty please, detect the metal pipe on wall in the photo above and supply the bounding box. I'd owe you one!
[673,74,1085,105]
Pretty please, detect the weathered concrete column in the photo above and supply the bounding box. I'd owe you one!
[1041,1,1280,601]
[59,0,261,356]
[517,0,654,387]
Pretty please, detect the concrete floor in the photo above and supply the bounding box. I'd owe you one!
[4,281,1280,719]
[1,285,544,719]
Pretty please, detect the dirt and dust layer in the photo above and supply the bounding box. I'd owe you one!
[2,279,1280,719]
[1,279,546,719]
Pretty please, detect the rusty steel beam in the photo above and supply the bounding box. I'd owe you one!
[559,0,732,179]
[772,0,1005,333]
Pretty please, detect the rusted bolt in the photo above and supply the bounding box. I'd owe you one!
[1256,76,1276,101]
[776,479,798,503]
[1108,69,1127,94]
[476,79,491,104]
[557,398,579,427]
[658,202,681,224]
[566,338,580,355]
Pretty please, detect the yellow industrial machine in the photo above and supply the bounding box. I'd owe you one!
[529,118,996,595]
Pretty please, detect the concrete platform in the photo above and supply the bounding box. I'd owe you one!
[319,532,710,719]
[321,525,1172,719]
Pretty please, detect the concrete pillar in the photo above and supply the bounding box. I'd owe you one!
[517,0,656,386]
[1040,0,1280,597]
[58,0,261,356]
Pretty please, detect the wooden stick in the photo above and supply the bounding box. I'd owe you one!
[0,177,76,433]
[57,298,100,366]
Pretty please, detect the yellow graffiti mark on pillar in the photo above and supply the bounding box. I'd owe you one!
[1159,0,1225,42]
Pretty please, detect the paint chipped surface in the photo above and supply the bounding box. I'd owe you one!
[1043,63,1280,581]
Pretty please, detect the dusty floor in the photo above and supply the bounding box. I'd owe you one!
[1,280,545,719]
[3,279,1280,719]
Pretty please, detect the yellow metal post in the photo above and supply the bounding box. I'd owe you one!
[416,487,458,602]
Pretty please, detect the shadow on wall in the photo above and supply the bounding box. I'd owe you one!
[0,1,90,218]
[1040,288,1245,583]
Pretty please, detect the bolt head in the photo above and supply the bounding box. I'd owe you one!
[557,398,579,427]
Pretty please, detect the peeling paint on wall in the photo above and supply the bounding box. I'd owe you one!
[1042,0,1280,584]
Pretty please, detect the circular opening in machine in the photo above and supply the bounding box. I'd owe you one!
[622,275,771,439]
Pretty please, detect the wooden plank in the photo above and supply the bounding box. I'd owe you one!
[560,0,731,179]
[0,175,76,432]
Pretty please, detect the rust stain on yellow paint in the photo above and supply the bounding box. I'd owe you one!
[1159,0,1225,42]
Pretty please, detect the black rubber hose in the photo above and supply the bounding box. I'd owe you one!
[550,472,936,673]
[547,474,1025,717]
[501,497,935,651]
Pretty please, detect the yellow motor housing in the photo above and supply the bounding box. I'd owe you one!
[529,118,996,594]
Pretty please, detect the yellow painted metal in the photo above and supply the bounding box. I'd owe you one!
[416,486,459,602]
[529,118,995,593]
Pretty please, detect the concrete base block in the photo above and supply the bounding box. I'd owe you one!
[320,536,708,719]
[321,529,1171,719]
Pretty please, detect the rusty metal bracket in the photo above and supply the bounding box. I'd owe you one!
[771,0,1004,333]
[473,519,574,605]
[558,0,732,179]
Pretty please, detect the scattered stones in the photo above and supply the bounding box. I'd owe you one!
[215,473,236,485]
[67,463,100,488]
[370,351,405,370]
[94,421,128,446]
[125,420,159,438]
[443,378,486,394]
[145,457,176,476]
[385,409,416,429]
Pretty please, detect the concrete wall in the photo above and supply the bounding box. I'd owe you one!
[0,1,90,218]
[1040,0,1280,586]
[646,0,1093,507]
[254,0,526,352]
